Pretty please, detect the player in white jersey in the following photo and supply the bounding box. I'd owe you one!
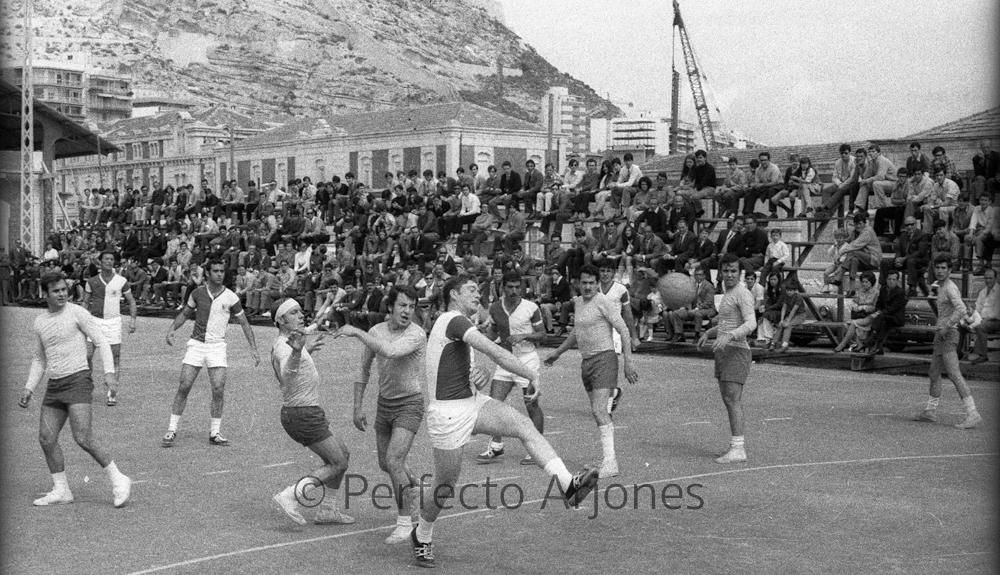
[410,274,600,568]
[83,251,137,406]
[337,286,427,544]
[476,271,546,465]
[19,271,132,508]
[163,259,259,447]
[597,258,640,414]
[698,254,757,463]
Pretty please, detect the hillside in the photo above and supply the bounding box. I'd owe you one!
[0,0,620,123]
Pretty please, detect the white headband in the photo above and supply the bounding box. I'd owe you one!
[275,299,300,323]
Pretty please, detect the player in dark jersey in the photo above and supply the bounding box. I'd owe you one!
[162,259,259,447]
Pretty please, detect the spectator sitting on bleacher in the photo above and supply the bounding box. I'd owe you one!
[668,219,697,273]
[833,270,879,353]
[965,267,998,363]
[928,219,960,282]
[663,266,717,342]
[746,152,784,218]
[625,177,654,222]
[965,193,995,274]
[921,169,961,231]
[570,158,602,221]
[760,227,790,279]
[755,271,783,346]
[862,269,908,355]
[859,145,897,214]
[873,168,910,239]
[688,149,717,206]
[610,152,643,213]
[736,216,768,274]
[890,216,932,297]
[906,142,932,177]
[832,212,881,295]
[971,139,999,203]
[849,148,873,215]
[703,217,743,291]
[716,157,749,219]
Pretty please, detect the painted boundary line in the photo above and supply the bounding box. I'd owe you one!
[125,451,997,575]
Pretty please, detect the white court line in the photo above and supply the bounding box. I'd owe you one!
[488,476,521,482]
[545,430,567,436]
[261,462,296,469]
[682,421,711,425]
[133,480,150,485]
[867,413,896,416]
[124,451,997,575]
[763,418,792,422]
[203,470,234,476]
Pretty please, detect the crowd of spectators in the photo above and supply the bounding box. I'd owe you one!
[0,142,997,354]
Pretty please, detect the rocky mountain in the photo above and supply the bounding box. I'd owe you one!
[1,0,620,123]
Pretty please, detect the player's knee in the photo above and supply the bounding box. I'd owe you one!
[72,429,94,450]
[38,429,59,448]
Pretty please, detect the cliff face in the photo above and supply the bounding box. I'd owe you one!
[1,0,619,122]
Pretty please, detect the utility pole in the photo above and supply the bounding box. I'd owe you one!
[226,124,235,185]
[20,0,36,253]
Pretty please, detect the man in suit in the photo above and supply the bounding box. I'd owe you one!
[736,216,769,274]
[515,159,544,218]
[863,269,908,354]
[490,160,523,220]
[665,195,696,242]
[635,223,669,273]
[664,267,717,342]
[670,219,698,272]
[888,215,931,296]
[700,217,744,290]
[692,226,716,269]
[638,194,671,242]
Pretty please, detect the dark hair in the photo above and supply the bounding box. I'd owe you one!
[442,273,474,309]
[637,176,652,189]
[694,149,707,158]
[859,270,877,286]
[720,253,740,269]
[931,145,945,156]
[41,271,67,293]
[386,285,418,308]
[758,151,771,160]
[501,160,511,167]
[206,258,225,272]
[933,254,952,268]
[909,142,921,150]
[578,264,600,281]
[502,271,522,285]
[99,250,117,262]
[749,158,760,169]
[867,144,881,153]
[885,269,900,280]
[838,143,852,154]
[853,211,868,224]
[623,153,634,162]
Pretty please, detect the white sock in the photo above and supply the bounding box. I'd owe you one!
[543,458,574,492]
[489,440,504,451]
[599,423,615,462]
[416,516,434,543]
[396,515,413,528]
[210,418,222,436]
[926,396,940,411]
[52,471,69,491]
[327,488,340,510]
[963,396,977,413]
[168,414,181,432]
[103,461,126,483]
[730,435,745,449]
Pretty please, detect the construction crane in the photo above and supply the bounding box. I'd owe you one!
[669,0,720,152]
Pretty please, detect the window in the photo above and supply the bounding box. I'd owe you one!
[150,142,160,158]
[132,143,142,159]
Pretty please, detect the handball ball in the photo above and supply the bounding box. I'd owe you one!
[657,272,696,310]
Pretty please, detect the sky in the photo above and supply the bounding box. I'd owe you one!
[497,0,999,146]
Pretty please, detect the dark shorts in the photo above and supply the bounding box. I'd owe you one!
[43,370,94,409]
[375,394,425,435]
[280,406,333,447]
[715,346,752,385]
[581,350,618,392]
[932,328,960,355]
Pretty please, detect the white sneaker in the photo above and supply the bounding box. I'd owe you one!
[314,506,355,525]
[385,524,411,544]
[955,411,982,429]
[33,488,74,506]
[112,476,132,508]
[599,459,620,479]
[714,446,747,464]
[273,487,306,525]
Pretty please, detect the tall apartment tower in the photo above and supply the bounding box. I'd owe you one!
[539,86,590,157]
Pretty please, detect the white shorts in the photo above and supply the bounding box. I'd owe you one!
[88,317,122,346]
[426,394,493,450]
[182,340,228,368]
[492,351,540,388]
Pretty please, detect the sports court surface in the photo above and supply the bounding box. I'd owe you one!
[1,306,995,574]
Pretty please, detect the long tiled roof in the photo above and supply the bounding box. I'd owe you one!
[238,102,544,147]
[903,107,1000,140]
[101,106,271,139]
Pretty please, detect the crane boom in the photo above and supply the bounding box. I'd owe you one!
[672,0,718,150]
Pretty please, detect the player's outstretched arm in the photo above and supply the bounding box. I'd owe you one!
[234,312,260,366]
[336,324,425,358]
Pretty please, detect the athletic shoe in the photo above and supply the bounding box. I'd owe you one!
[161,430,177,447]
[519,454,535,466]
[385,525,411,545]
[563,467,599,507]
[314,506,355,525]
[208,434,230,446]
[33,488,74,506]
[475,446,504,464]
[913,410,937,423]
[410,527,436,568]
[106,389,118,407]
[954,412,982,429]
[112,476,132,508]
[608,387,623,414]
[714,446,747,464]
[273,487,307,525]
[599,459,620,479]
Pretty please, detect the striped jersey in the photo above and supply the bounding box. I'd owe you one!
[186,285,244,344]
[489,298,542,355]
[425,311,475,402]
[85,272,130,319]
